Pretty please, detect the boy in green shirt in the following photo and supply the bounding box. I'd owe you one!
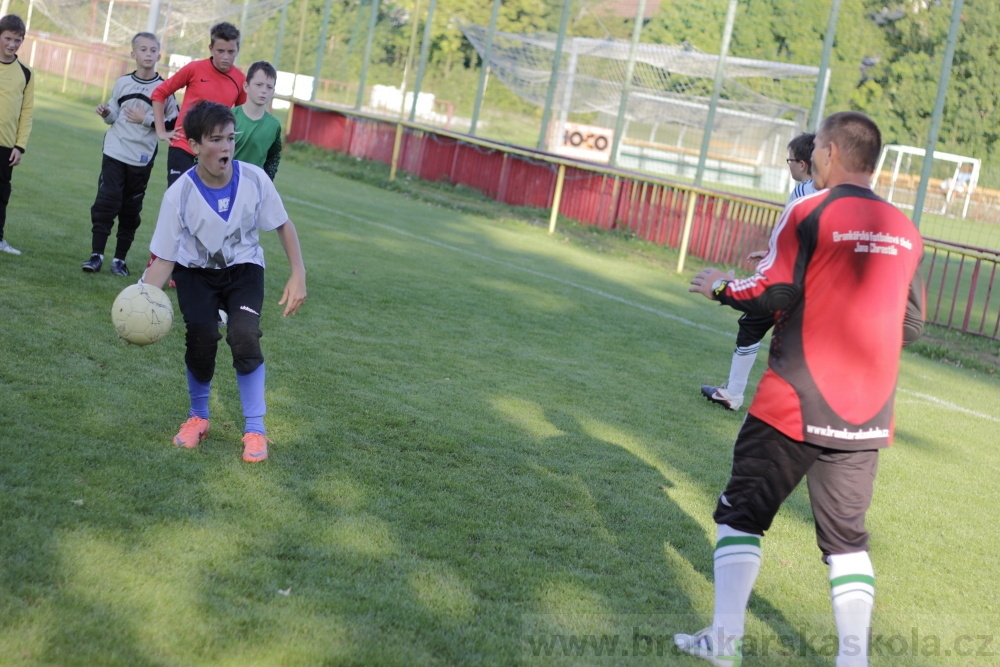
[234,61,281,180]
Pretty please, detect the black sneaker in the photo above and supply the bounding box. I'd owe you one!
[82,253,103,273]
[110,258,130,277]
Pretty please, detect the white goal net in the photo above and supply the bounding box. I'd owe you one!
[28,0,285,58]
[461,23,819,191]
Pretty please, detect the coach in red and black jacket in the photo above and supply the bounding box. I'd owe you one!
[674,112,925,667]
[710,150,925,451]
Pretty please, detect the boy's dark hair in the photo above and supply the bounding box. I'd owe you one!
[787,133,816,167]
[0,14,27,37]
[184,101,236,144]
[819,111,882,174]
[246,61,277,83]
[131,32,160,49]
[210,22,240,46]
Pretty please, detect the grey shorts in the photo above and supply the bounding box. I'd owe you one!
[713,414,879,558]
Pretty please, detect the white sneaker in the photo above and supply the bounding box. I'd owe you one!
[0,239,21,255]
[674,627,743,666]
[701,385,743,411]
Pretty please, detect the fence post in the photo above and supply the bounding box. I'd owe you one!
[961,259,981,333]
[101,56,111,102]
[285,103,296,140]
[605,175,620,228]
[677,189,699,274]
[389,122,403,181]
[61,49,73,94]
[548,163,566,234]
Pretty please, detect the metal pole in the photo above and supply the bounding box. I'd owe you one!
[470,0,501,136]
[146,0,161,32]
[693,0,737,187]
[342,0,367,84]
[609,0,646,167]
[102,0,114,43]
[555,38,579,147]
[912,0,965,228]
[536,0,571,151]
[239,0,250,40]
[809,0,841,131]
[355,0,380,110]
[274,0,289,69]
[310,0,333,102]
[291,0,309,97]
[408,0,437,123]
[399,0,421,116]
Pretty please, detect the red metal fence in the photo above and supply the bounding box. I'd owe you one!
[287,103,781,273]
[923,241,1000,339]
[286,102,1000,341]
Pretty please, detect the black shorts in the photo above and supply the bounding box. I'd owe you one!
[173,263,265,326]
[167,147,197,186]
[713,414,878,558]
[735,312,773,348]
[173,263,266,377]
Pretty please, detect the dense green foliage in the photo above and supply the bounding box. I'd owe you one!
[647,0,1000,186]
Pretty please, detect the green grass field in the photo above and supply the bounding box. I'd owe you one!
[1,89,999,666]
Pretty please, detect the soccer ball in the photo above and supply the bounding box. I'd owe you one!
[111,283,173,346]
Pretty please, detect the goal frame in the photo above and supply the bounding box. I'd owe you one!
[872,144,981,219]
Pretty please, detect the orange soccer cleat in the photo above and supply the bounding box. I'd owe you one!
[173,416,209,448]
[241,432,271,462]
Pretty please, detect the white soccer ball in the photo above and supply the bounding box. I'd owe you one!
[111,283,174,346]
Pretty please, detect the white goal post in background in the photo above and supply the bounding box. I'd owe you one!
[872,144,981,219]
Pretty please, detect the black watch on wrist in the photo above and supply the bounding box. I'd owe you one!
[711,278,729,299]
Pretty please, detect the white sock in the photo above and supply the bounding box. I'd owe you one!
[829,551,874,667]
[726,344,759,397]
[711,524,762,651]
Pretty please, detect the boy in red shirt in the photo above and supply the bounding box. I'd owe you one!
[151,21,246,186]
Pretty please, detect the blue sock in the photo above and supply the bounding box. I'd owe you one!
[187,368,211,419]
[237,364,266,434]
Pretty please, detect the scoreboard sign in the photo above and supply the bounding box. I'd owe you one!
[555,123,614,163]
